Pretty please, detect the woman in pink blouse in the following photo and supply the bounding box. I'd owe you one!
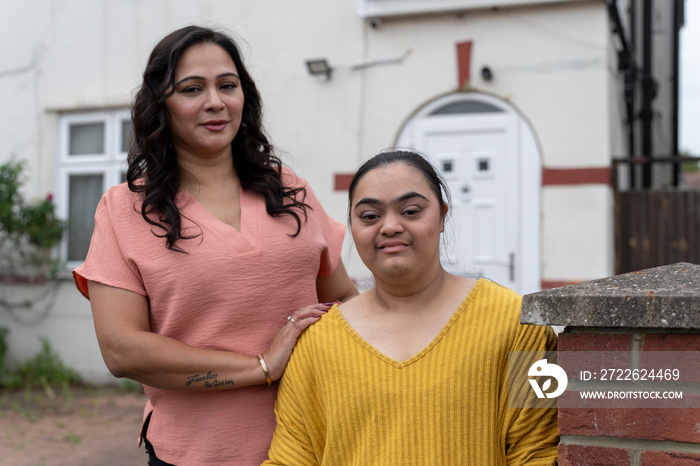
[73,25,357,465]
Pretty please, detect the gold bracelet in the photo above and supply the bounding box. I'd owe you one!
[257,354,272,386]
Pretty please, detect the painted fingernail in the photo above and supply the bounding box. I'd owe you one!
[323,302,334,306]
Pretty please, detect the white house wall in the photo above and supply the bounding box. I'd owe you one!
[542,185,614,281]
[353,2,613,283]
[1,0,617,380]
[0,283,108,380]
[358,2,610,167]
[0,3,51,197]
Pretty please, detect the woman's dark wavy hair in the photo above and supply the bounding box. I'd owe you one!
[347,149,451,223]
[127,25,308,251]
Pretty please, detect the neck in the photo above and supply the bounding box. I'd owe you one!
[371,262,451,313]
[177,151,238,193]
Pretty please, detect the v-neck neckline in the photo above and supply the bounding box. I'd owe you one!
[334,278,485,368]
[178,186,260,248]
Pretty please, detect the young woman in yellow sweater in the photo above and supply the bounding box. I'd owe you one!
[264,150,558,465]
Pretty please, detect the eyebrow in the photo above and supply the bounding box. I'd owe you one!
[353,191,430,209]
[175,72,240,87]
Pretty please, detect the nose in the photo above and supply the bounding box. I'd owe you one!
[379,211,404,236]
[204,88,225,111]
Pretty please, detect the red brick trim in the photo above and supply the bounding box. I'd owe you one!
[334,173,355,191]
[456,41,472,89]
[542,167,612,186]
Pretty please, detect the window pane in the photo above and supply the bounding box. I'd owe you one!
[121,119,133,153]
[69,122,105,155]
[68,174,103,261]
[429,101,503,116]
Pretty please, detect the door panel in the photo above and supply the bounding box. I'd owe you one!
[414,115,519,289]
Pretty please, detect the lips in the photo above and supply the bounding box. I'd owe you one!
[201,120,228,131]
[378,240,409,253]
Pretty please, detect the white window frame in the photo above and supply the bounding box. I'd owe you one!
[358,0,586,18]
[55,110,130,270]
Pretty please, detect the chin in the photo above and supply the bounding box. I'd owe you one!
[378,263,414,277]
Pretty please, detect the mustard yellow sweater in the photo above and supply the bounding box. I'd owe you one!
[264,279,558,465]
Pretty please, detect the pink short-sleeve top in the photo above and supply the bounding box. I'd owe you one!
[73,168,346,465]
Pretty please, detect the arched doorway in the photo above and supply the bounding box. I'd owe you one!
[396,92,541,294]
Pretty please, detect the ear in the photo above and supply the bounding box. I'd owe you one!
[440,203,449,232]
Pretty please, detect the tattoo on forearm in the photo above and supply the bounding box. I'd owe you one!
[186,371,235,389]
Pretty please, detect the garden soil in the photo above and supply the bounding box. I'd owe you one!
[1,386,147,465]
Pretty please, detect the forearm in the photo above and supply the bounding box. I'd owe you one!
[99,330,267,390]
[88,281,326,391]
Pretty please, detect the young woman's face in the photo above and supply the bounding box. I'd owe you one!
[350,163,445,279]
[165,42,245,159]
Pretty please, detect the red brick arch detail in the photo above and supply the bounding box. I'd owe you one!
[542,167,612,186]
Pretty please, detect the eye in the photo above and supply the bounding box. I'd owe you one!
[220,82,238,91]
[402,206,421,216]
[358,211,380,222]
[181,86,201,94]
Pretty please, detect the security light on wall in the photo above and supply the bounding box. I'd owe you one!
[305,49,412,81]
[305,59,333,79]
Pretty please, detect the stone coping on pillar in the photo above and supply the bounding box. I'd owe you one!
[521,262,700,329]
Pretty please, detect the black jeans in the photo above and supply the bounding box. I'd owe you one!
[143,412,176,466]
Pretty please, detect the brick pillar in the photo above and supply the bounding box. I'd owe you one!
[521,262,700,466]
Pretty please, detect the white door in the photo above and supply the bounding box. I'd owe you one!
[413,114,520,289]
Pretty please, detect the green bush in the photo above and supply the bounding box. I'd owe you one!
[0,329,81,392]
[15,337,82,389]
[0,327,18,388]
[0,159,65,275]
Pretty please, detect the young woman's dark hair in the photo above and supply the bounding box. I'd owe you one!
[347,150,451,223]
[127,25,308,251]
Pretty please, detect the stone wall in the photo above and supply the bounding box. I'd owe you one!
[522,263,700,465]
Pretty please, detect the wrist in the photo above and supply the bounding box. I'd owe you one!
[256,354,272,386]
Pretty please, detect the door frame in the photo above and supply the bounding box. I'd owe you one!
[395,92,542,294]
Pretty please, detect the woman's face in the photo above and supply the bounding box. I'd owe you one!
[350,163,445,279]
[165,42,244,159]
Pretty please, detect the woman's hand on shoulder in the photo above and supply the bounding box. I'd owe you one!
[262,302,332,381]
